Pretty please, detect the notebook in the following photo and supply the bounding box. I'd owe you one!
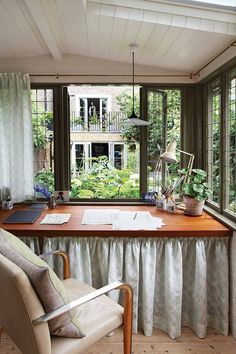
[3,210,43,224]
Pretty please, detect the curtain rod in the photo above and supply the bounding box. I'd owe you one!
[193,39,236,76]
[29,73,191,78]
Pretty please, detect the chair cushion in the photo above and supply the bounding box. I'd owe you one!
[51,279,124,354]
[0,228,84,338]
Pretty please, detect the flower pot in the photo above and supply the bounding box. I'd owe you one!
[183,196,205,216]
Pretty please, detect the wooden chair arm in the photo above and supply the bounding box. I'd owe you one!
[34,281,132,324]
[39,250,70,279]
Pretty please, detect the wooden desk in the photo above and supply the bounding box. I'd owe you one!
[0,204,231,340]
[0,204,232,237]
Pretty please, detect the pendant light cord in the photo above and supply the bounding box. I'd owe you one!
[132,50,135,114]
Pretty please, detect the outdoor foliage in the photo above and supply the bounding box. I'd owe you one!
[116,89,181,191]
[35,170,54,194]
[32,102,53,149]
[70,156,139,198]
[208,87,236,214]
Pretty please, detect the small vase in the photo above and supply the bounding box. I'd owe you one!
[48,195,56,209]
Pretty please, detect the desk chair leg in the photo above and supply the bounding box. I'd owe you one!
[119,284,133,354]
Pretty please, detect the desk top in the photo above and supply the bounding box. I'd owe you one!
[0,204,232,238]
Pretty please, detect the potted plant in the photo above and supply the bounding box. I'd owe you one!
[180,168,212,216]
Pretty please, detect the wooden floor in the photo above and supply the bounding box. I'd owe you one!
[0,327,236,354]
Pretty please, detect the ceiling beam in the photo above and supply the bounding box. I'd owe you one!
[23,0,62,60]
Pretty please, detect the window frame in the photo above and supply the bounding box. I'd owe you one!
[31,83,183,203]
[204,65,236,223]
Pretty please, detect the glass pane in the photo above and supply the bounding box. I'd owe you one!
[31,88,54,198]
[68,85,140,199]
[225,70,236,216]
[147,89,181,193]
[207,79,221,206]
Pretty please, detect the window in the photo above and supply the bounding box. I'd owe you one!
[69,85,140,199]
[205,66,236,220]
[225,70,236,216]
[206,79,221,206]
[31,85,181,201]
[31,88,54,196]
[146,89,181,193]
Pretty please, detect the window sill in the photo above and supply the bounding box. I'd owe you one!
[204,205,236,232]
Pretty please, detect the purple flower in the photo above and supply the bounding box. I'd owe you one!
[34,185,51,199]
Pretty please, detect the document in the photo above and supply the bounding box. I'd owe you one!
[40,214,71,225]
[82,209,119,224]
[112,211,165,230]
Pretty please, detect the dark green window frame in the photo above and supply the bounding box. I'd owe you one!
[204,65,236,222]
[31,83,183,203]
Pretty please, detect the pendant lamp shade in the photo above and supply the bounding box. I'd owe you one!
[122,44,150,127]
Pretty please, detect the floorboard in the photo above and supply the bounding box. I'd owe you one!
[0,327,235,354]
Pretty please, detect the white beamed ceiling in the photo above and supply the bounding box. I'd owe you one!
[0,0,235,83]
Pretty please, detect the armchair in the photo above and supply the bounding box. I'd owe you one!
[0,247,133,354]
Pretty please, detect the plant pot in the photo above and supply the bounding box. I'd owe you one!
[183,196,205,216]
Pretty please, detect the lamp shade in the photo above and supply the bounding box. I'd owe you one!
[160,141,177,163]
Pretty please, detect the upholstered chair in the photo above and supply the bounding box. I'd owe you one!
[0,229,133,354]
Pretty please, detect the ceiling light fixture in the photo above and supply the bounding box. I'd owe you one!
[122,44,150,126]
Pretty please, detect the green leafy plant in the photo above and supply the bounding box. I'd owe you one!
[181,168,212,202]
[70,156,140,199]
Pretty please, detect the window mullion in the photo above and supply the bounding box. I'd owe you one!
[221,74,227,214]
[54,86,70,191]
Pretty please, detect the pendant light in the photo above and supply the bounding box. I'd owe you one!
[122,44,150,126]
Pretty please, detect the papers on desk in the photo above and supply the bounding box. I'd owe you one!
[112,211,164,230]
[40,214,71,225]
[82,209,119,224]
[82,209,165,230]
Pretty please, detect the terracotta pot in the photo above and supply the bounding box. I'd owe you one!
[183,196,205,216]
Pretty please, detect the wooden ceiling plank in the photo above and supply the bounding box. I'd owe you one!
[0,36,16,60]
[90,0,236,23]
[149,26,183,66]
[54,0,89,56]
[185,16,201,30]
[24,0,62,60]
[1,0,46,55]
[117,8,143,62]
[95,2,235,36]
[99,4,115,59]
[109,8,129,61]
[157,28,195,68]
[167,30,208,70]
[173,33,234,71]
[138,24,169,65]
[228,23,236,35]
[200,18,215,32]
[86,2,100,58]
[134,22,157,62]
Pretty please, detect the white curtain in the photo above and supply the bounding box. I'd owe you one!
[0,73,33,202]
[43,236,229,339]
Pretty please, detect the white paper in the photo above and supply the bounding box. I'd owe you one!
[40,214,71,225]
[82,209,119,225]
[112,211,165,230]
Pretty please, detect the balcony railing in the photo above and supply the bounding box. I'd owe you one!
[70,111,127,132]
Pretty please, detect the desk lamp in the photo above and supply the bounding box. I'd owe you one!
[160,141,195,182]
